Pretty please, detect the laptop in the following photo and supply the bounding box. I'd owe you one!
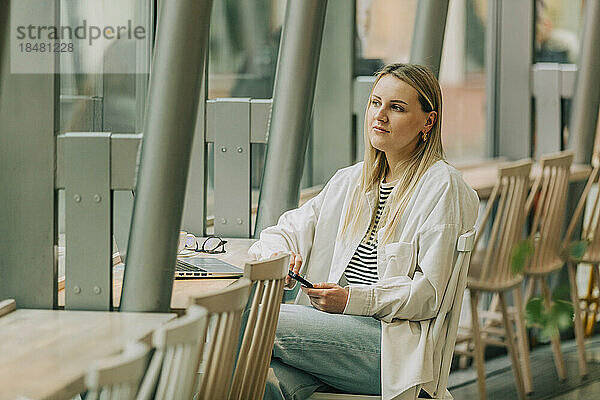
[113,211,242,279]
[175,256,244,279]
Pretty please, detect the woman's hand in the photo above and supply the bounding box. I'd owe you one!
[302,283,349,314]
[284,252,303,289]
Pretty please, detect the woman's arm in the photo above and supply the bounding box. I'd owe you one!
[248,167,345,261]
[248,191,325,260]
[343,224,462,323]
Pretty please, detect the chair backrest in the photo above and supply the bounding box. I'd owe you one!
[429,229,476,397]
[472,159,532,285]
[525,151,573,274]
[229,254,290,400]
[192,278,252,400]
[563,151,600,260]
[136,305,209,400]
[84,341,150,400]
[0,299,16,318]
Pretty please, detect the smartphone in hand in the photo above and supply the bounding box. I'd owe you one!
[288,270,314,288]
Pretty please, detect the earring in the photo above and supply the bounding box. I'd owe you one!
[422,131,429,142]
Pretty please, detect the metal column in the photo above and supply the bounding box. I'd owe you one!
[568,0,600,165]
[0,2,8,83]
[0,0,58,308]
[181,45,208,237]
[486,0,533,159]
[564,0,600,257]
[254,0,328,235]
[120,0,212,312]
[312,0,354,185]
[410,0,450,77]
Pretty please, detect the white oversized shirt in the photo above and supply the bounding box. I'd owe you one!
[248,160,479,399]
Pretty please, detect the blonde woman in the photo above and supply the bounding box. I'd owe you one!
[250,64,478,400]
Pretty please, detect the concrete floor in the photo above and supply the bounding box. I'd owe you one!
[447,336,600,399]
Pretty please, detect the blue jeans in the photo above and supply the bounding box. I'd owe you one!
[264,304,381,400]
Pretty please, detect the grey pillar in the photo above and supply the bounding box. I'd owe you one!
[564,0,600,265]
[120,0,212,312]
[0,0,58,308]
[0,3,8,82]
[312,0,354,185]
[486,0,533,159]
[410,0,450,77]
[254,0,328,236]
[180,56,208,237]
[568,0,600,165]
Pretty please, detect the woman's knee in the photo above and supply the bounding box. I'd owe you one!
[263,367,285,400]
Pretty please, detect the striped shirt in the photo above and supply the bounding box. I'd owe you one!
[344,181,395,285]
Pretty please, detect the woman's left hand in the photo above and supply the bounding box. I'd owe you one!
[302,283,349,314]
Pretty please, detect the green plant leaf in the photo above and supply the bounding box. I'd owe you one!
[552,300,574,331]
[539,324,557,343]
[525,287,575,342]
[567,240,588,260]
[525,297,545,327]
[511,239,534,274]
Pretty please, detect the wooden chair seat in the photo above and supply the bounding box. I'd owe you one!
[567,235,600,263]
[467,253,523,291]
[569,255,600,264]
[566,246,600,264]
[522,257,564,275]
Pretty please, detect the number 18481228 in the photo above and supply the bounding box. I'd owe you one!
[19,42,73,52]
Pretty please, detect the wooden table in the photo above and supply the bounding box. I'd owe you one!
[460,160,591,199]
[0,308,174,400]
[58,238,256,310]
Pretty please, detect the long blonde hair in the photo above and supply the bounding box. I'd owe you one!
[341,63,445,244]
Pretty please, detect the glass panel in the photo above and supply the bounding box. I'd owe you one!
[58,0,153,134]
[532,1,584,154]
[440,0,487,162]
[534,0,583,63]
[355,0,487,162]
[208,0,283,99]
[356,0,416,73]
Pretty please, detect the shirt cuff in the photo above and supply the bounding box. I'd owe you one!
[342,285,374,316]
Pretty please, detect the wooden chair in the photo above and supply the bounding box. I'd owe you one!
[229,254,290,400]
[522,151,573,381]
[310,229,476,400]
[455,159,533,400]
[136,305,209,400]
[559,151,600,376]
[0,299,16,318]
[192,278,252,400]
[84,341,150,400]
